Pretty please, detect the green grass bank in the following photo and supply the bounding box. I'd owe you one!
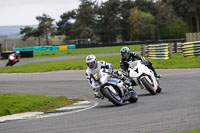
[0,53,200,73]
[174,129,200,133]
[0,94,80,117]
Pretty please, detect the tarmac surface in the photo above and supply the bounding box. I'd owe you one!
[0,69,200,133]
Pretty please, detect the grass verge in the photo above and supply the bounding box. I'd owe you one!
[33,45,141,58]
[150,53,200,69]
[0,53,200,73]
[0,94,81,117]
[174,129,200,133]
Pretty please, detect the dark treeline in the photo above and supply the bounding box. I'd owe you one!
[20,0,200,44]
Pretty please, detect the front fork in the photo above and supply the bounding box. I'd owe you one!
[131,77,145,89]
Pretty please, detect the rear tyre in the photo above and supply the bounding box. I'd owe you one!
[103,87,123,106]
[141,77,156,95]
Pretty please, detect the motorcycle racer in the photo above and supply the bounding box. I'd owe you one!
[85,54,131,99]
[6,51,21,66]
[120,46,162,78]
[15,51,20,62]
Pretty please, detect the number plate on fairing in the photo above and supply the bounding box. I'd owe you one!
[108,79,117,83]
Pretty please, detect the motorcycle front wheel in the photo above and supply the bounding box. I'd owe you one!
[156,86,162,93]
[103,87,123,106]
[6,61,11,66]
[141,77,156,95]
[128,91,138,103]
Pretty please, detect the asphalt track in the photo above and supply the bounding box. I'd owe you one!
[0,69,200,133]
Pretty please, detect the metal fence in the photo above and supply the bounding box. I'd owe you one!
[75,39,185,49]
[186,33,200,42]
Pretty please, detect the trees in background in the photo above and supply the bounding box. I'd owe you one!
[56,10,76,40]
[20,26,43,46]
[20,26,34,41]
[120,0,134,41]
[36,14,55,45]
[72,0,97,40]
[20,0,199,44]
[154,1,186,39]
[20,14,55,45]
[128,7,156,41]
[163,0,200,32]
[185,0,200,32]
[95,0,122,43]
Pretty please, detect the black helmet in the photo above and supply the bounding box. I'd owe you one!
[120,46,130,60]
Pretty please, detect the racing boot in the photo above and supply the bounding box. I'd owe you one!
[155,73,162,78]
[94,91,104,99]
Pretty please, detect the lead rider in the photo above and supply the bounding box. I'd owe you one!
[85,54,114,99]
[85,54,131,99]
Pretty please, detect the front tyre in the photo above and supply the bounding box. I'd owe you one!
[103,87,123,106]
[128,91,138,103]
[6,61,11,66]
[141,77,156,95]
[156,85,162,93]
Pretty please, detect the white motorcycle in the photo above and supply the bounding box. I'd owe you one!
[93,68,138,106]
[128,60,162,95]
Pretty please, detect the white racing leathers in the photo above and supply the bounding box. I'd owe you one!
[86,60,138,105]
[85,60,113,91]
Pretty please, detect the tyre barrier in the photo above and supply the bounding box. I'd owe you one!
[143,44,170,59]
[182,41,200,58]
[15,45,76,52]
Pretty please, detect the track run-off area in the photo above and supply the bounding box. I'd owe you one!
[0,68,200,133]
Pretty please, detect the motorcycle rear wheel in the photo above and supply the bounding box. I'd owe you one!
[103,87,123,106]
[141,77,156,95]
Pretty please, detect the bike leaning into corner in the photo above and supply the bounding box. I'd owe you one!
[6,51,20,67]
[85,54,138,106]
[91,68,138,106]
[128,60,162,95]
[120,46,162,95]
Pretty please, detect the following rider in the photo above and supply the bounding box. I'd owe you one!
[120,46,162,85]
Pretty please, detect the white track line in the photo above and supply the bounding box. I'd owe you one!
[0,100,99,123]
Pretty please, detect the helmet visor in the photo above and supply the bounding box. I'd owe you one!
[122,53,128,58]
[87,61,96,69]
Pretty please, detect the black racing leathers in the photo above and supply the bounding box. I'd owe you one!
[120,52,157,77]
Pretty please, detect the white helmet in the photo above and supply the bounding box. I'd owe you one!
[86,54,97,69]
[16,51,20,54]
